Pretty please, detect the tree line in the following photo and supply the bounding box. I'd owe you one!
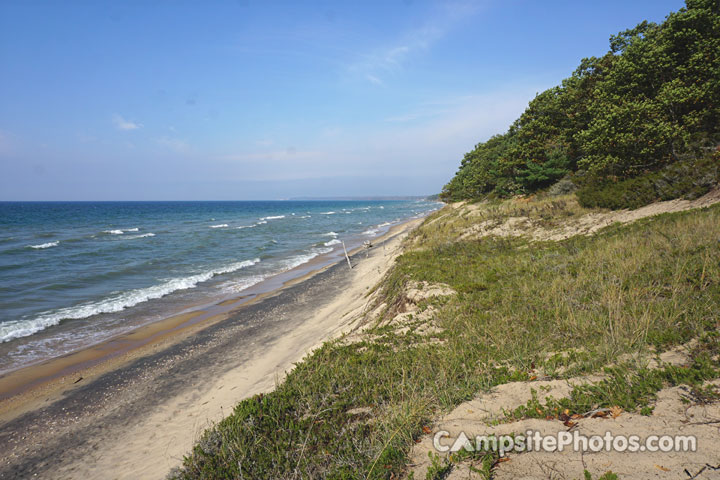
[441,0,719,209]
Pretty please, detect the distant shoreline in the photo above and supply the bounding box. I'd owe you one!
[289,196,436,201]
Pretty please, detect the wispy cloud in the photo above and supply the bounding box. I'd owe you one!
[350,31,436,85]
[349,1,483,85]
[220,148,322,163]
[365,74,383,86]
[210,85,542,185]
[112,114,142,131]
[157,136,190,153]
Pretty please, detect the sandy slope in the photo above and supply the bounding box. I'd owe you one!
[410,363,720,479]
[407,192,720,479]
[459,188,720,242]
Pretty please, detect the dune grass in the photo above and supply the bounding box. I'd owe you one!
[170,200,720,480]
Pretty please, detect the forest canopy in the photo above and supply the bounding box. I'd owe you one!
[441,0,720,208]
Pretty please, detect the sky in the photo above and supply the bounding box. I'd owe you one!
[0,0,686,200]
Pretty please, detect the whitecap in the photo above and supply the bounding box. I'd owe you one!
[261,215,285,221]
[362,229,379,236]
[125,233,155,239]
[319,211,336,215]
[0,258,261,343]
[322,232,339,237]
[280,248,332,271]
[29,241,59,249]
[324,239,341,246]
[103,229,124,235]
[210,224,229,228]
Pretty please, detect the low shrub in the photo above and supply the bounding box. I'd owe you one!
[576,155,719,210]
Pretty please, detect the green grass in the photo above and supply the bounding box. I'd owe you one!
[407,193,592,251]
[507,342,720,423]
[170,200,720,480]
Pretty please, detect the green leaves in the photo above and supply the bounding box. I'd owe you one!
[441,0,720,207]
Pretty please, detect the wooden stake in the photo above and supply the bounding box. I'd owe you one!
[341,241,352,269]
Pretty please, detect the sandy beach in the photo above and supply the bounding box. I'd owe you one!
[0,218,422,480]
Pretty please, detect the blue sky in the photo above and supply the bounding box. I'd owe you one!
[0,0,685,200]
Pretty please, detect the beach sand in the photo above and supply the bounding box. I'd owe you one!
[0,218,421,480]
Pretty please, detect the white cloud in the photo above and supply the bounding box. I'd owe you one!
[113,114,142,131]
[157,136,190,153]
[349,1,484,85]
[365,74,383,86]
[220,148,322,163]
[211,84,542,186]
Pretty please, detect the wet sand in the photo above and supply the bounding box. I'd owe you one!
[0,218,421,480]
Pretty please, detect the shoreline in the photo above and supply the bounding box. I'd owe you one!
[0,217,413,413]
[0,216,423,479]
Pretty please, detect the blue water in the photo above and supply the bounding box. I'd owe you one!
[0,200,440,372]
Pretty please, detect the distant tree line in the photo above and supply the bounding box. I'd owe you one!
[441,0,720,208]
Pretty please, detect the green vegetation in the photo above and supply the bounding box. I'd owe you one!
[508,344,720,423]
[171,199,720,479]
[441,0,720,208]
[584,472,619,480]
[168,5,720,477]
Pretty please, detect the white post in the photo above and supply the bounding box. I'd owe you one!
[342,241,352,269]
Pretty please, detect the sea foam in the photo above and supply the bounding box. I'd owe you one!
[101,228,139,234]
[0,257,261,343]
[220,274,267,294]
[281,248,332,271]
[29,241,59,249]
[125,233,155,239]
